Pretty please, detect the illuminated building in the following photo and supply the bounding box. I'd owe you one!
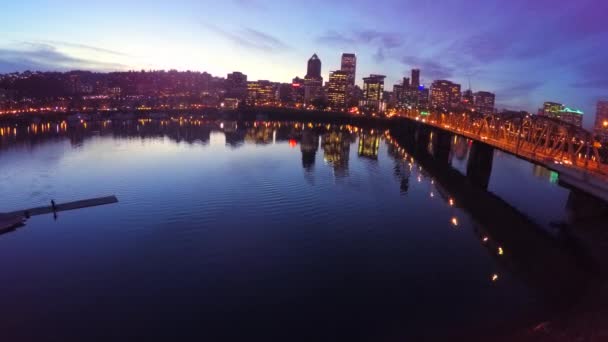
[340,53,357,86]
[393,83,405,107]
[222,98,239,109]
[327,70,349,109]
[540,102,563,115]
[539,101,584,127]
[474,91,495,114]
[594,100,608,141]
[304,54,323,104]
[430,80,461,109]
[246,80,275,106]
[360,74,386,113]
[418,86,430,107]
[291,77,306,105]
[411,69,420,88]
[461,89,474,109]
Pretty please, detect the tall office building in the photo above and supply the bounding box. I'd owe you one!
[595,100,608,141]
[363,75,386,101]
[461,89,474,107]
[474,91,495,114]
[411,69,420,88]
[393,84,405,106]
[340,53,357,86]
[360,74,386,112]
[304,54,323,104]
[327,70,349,109]
[430,80,461,109]
[306,54,322,81]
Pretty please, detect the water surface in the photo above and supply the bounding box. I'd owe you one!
[0,119,599,340]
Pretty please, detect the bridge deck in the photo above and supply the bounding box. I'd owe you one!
[400,115,608,203]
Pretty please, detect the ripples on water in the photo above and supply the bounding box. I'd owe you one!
[0,118,605,340]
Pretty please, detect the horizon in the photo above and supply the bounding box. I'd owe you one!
[1,0,607,127]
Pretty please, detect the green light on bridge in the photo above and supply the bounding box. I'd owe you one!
[550,171,559,183]
[420,111,430,116]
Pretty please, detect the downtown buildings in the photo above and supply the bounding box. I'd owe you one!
[327,70,349,109]
[538,101,584,128]
[430,80,461,109]
[595,100,608,141]
[392,69,429,109]
[360,74,386,113]
[474,91,495,114]
[304,54,323,105]
[340,53,357,86]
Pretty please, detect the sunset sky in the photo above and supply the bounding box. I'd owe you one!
[1,0,606,127]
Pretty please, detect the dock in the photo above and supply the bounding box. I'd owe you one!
[0,216,26,235]
[0,195,118,235]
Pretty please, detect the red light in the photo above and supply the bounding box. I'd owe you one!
[289,139,297,148]
[292,83,301,88]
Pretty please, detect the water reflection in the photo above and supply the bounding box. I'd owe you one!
[1,117,608,340]
[358,132,380,160]
[322,130,354,178]
[300,129,319,171]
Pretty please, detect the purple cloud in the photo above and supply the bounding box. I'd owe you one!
[205,25,288,51]
[0,43,125,73]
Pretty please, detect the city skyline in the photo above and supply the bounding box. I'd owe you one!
[0,0,607,127]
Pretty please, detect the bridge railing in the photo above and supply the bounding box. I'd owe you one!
[399,109,608,178]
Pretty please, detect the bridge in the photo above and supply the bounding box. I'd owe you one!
[397,109,608,202]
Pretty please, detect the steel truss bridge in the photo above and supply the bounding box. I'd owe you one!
[399,109,608,200]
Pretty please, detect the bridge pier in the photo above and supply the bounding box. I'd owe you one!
[431,130,453,165]
[415,124,431,155]
[467,141,495,189]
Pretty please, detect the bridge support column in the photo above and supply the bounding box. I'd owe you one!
[467,141,495,189]
[415,125,431,155]
[431,130,453,165]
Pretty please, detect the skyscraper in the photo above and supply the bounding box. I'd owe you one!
[340,53,357,86]
[363,75,385,102]
[430,80,461,109]
[595,100,608,141]
[411,69,420,88]
[461,89,474,107]
[306,54,322,81]
[327,70,349,109]
[360,74,386,112]
[304,54,323,104]
[474,91,495,114]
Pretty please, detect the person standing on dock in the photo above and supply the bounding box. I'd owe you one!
[51,200,57,212]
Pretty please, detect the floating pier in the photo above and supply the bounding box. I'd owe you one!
[0,216,26,235]
[0,195,118,235]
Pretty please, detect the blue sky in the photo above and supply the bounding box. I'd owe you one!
[0,0,607,127]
